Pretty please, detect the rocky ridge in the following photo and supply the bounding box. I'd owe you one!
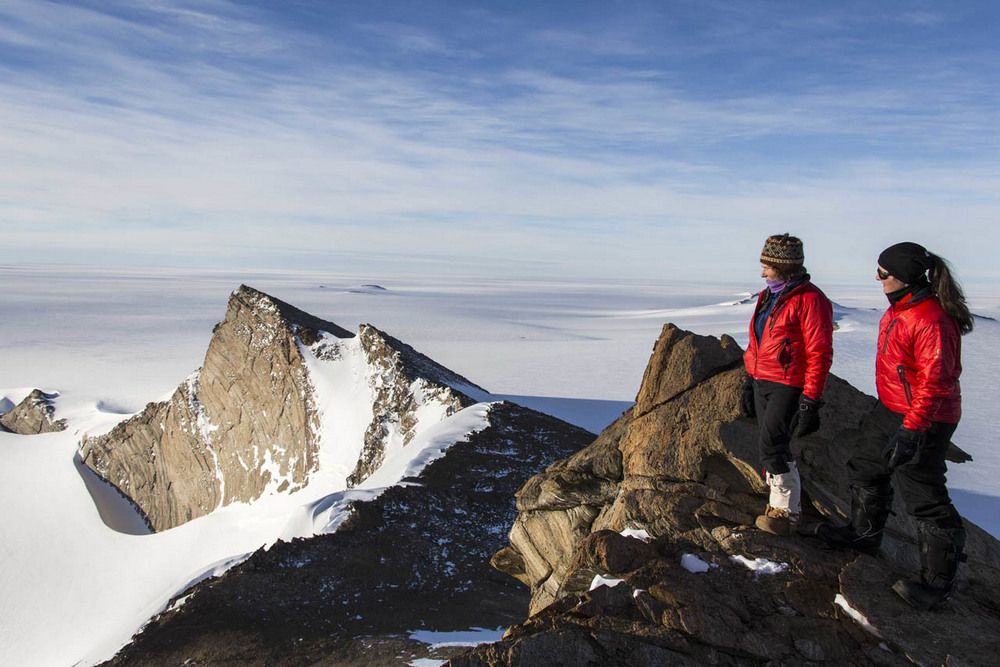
[80,285,488,532]
[104,402,595,666]
[460,323,1000,666]
[0,389,67,435]
[346,324,484,486]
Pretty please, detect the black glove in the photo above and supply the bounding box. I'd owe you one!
[790,395,822,438]
[739,377,756,418]
[883,427,926,470]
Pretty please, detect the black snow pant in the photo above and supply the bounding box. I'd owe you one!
[754,379,802,475]
[847,403,963,529]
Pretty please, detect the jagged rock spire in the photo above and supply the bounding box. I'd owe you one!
[81,286,343,530]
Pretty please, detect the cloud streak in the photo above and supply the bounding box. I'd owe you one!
[1,1,998,282]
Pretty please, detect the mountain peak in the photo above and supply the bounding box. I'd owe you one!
[227,284,354,340]
[81,286,493,532]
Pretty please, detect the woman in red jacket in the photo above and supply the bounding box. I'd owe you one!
[820,241,973,610]
[741,234,834,535]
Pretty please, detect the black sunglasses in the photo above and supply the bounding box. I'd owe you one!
[876,267,891,280]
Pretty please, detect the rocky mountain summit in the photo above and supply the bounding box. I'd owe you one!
[458,324,1000,666]
[0,389,67,434]
[80,285,487,532]
[104,401,594,666]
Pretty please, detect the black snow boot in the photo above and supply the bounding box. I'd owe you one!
[816,484,893,556]
[892,521,966,611]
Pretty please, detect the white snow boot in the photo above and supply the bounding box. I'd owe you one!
[755,461,801,536]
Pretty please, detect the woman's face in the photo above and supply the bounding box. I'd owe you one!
[760,264,781,281]
[877,265,907,293]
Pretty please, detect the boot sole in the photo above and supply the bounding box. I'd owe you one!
[891,579,948,611]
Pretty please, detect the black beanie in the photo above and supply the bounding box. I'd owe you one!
[878,242,934,284]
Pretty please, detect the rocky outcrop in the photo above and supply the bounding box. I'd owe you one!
[466,323,1000,666]
[80,285,487,532]
[0,389,67,434]
[347,325,483,486]
[103,403,595,666]
[80,286,343,530]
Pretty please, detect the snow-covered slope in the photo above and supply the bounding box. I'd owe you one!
[0,290,496,665]
[0,397,486,666]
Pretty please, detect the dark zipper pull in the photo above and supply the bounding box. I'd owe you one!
[896,365,913,405]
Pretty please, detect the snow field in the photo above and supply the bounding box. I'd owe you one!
[0,320,492,665]
[2,267,998,663]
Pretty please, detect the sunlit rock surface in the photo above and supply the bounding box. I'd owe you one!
[0,389,67,435]
[469,323,1000,666]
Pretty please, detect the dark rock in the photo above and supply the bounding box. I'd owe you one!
[102,402,594,666]
[839,554,1000,666]
[577,530,657,575]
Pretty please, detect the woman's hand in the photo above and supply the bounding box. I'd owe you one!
[883,427,926,469]
[791,395,822,437]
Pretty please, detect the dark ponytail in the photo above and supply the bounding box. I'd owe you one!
[929,253,974,335]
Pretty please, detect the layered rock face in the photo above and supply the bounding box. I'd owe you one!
[0,389,67,434]
[469,323,1000,666]
[347,325,481,486]
[81,285,486,532]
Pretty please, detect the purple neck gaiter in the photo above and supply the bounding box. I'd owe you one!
[766,278,786,294]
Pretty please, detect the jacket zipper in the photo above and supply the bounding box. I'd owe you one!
[768,297,788,331]
[752,291,768,345]
[897,365,913,405]
[882,317,899,355]
[755,281,800,375]
[779,338,793,377]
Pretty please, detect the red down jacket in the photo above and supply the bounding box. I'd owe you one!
[877,293,962,430]
[744,280,834,400]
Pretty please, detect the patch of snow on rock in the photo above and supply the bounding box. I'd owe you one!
[834,593,883,638]
[730,554,789,575]
[589,574,625,591]
[681,553,714,573]
[619,527,652,542]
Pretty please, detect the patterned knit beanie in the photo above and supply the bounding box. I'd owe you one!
[760,234,804,269]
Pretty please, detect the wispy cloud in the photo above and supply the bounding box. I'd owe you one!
[0,0,998,282]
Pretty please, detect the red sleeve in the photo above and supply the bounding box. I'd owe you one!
[903,318,960,431]
[800,292,834,400]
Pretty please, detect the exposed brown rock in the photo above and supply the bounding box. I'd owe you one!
[80,285,487,532]
[0,389,67,434]
[633,323,743,415]
[463,323,1000,667]
[80,286,339,530]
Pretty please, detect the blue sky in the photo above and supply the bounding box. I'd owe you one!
[2,1,999,283]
